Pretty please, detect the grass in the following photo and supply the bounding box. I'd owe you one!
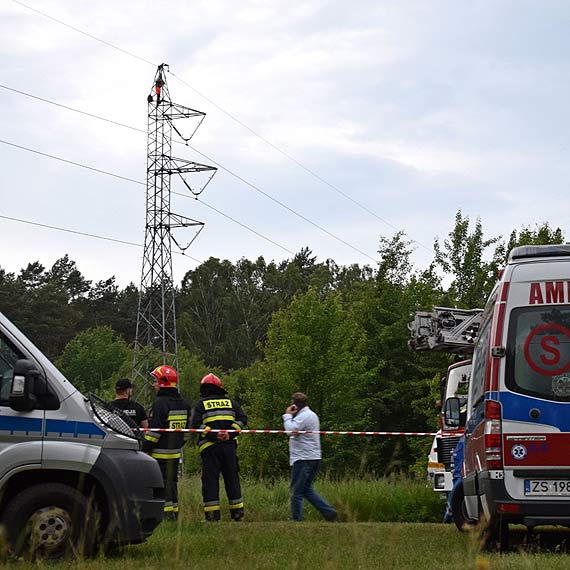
[175,474,447,523]
[8,478,570,568]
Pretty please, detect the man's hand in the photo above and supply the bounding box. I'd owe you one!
[285,405,298,415]
[217,431,230,442]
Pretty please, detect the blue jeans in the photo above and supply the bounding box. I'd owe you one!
[290,459,337,521]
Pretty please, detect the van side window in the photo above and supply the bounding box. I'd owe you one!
[0,333,59,410]
[470,317,492,411]
[0,334,23,405]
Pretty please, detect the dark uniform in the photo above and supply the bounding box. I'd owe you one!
[112,398,147,427]
[191,382,247,521]
[143,387,190,520]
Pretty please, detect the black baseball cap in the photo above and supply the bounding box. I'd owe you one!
[115,378,133,391]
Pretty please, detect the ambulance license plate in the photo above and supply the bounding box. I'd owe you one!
[524,480,570,496]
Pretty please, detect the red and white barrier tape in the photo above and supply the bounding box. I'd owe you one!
[141,428,437,436]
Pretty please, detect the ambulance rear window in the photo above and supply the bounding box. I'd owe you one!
[506,306,570,401]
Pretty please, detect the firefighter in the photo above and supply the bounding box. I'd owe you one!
[142,365,190,521]
[191,373,247,521]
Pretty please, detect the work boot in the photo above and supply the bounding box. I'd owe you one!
[230,507,244,522]
[205,510,221,522]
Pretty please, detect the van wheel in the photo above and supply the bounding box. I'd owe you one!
[451,481,476,531]
[1,483,98,560]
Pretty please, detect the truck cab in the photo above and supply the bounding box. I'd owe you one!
[432,360,471,493]
[459,245,570,546]
[0,312,164,559]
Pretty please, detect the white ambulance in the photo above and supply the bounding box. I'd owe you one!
[447,244,570,547]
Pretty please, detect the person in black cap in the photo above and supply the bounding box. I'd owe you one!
[112,378,149,428]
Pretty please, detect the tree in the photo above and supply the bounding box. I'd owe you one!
[239,289,373,477]
[47,255,91,301]
[433,210,501,308]
[56,326,131,395]
[496,222,565,265]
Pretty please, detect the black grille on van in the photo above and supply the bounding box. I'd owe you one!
[437,435,461,470]
[509,245,570,261]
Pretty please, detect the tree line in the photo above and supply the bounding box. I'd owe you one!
[0,212,564,477]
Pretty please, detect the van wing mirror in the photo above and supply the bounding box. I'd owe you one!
[9,359,40,412]
[444,397,461,428]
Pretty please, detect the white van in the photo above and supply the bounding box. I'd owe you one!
[0,312,164,559]
[447,245,570,546]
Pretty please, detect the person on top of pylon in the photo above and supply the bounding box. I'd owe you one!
[190,373,247,522]
[142,365,190,521]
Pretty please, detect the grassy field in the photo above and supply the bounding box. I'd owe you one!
[8,478,570,568]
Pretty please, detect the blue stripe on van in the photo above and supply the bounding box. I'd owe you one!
[0,416,105,439]
[0,416,42,434]
[44,419,105,438]
[498,391,570,432]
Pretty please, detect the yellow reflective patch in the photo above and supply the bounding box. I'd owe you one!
[203,415,235,423]
[151,452,181,459]
[204,399,231,410]
[229,502,244,509]
[199,441,216,452]
[169,420,187,429]
[204,505,221,512]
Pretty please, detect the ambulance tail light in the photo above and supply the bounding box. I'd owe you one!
[484,400,503,470]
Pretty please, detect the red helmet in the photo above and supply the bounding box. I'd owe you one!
[200,373,222,388]
[151,365,178,387]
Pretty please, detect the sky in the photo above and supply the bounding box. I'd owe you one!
[1,0,570,288]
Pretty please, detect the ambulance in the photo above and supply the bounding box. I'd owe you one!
[0,312,164,559]
[446,244,570,546]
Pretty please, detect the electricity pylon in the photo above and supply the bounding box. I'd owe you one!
[132,63,216,404]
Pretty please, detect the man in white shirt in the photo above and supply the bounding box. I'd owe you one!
[283,392,337,522]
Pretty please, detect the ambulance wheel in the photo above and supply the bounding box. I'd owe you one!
[1,483,98,560]
[451,481,476,531]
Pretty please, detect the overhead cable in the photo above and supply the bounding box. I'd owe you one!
[0,137,295,256]
[0,87,373,261]
[0,213,202,263]
[10,0,432,253]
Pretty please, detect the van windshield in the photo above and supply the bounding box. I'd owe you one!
[506,306,570,401]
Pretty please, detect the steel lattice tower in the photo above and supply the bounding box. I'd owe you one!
[133,63,216,403]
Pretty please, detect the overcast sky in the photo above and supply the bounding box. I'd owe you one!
[1,0,569,287]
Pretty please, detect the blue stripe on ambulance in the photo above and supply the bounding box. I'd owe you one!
[0,416,105,439]
[494,391,570,432]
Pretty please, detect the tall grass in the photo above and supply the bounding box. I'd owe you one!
[176,475,445,523]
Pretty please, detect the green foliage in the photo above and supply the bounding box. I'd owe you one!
[238,290,373,478]
[498,222,565,265]
[433,210,501,308]
[56,326,131,396]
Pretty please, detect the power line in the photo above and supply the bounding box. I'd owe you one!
[0,213,202,263]
[0,86,375,261]
[0,137,296,256]
[11,0,156,67]
[10,0,433,254]
[0,138,143,185]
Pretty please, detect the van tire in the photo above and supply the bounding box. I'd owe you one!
[451,481,476,531]
[0,483,98,560]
